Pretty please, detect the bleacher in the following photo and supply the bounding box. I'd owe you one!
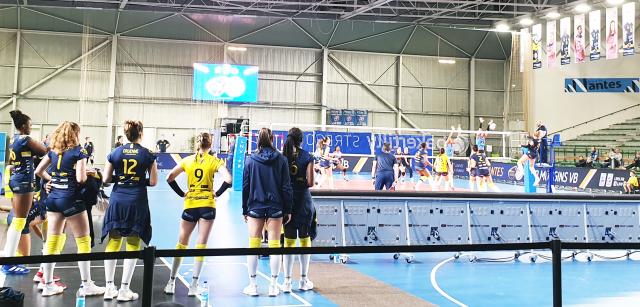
[556,117,640,164]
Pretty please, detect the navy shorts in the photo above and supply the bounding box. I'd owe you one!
[45,197,86,217]
[476,168,490,177]
[8,178,34,194]
[182,207,216,222]
[437,172,449,176]
[469,168,477,177]
[527,150,538,160]
[246,207,284,219]
[374,171,394,191]
[319,160,331,169]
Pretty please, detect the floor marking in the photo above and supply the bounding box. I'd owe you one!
[430,256,468,307]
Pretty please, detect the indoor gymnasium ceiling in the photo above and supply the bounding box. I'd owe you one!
[0,0,587,59]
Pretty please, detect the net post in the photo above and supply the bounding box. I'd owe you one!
[551,239,562,307]
[142,246,156,307]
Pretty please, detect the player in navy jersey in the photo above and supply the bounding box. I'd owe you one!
[516,137,541,186]
[281,128,316,292]
[412,142,434,190]
[35,121,104,297]
[467,145,478,191]
[471,150,500,192]
[102,120,157,302]
[3,110,47,269]
[372,143,398,191]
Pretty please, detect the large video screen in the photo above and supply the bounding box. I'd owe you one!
[192,63,259,103]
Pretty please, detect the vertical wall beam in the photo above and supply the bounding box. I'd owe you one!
[105,35,118,155]
[396,55,402,129]
[469,57,476,130]
[320,48,328,130]
[12,31,20,112]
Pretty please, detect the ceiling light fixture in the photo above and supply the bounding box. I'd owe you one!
[519,18,534,26]
[546,11,561,19]
[227,46,247,52]
[495,23,511,32]
[575,3,591,13]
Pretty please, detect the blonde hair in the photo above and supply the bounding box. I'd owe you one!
[51,121,80,154]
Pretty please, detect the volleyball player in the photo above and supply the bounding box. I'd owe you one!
[101,120,157,302]
[403,147,413,180]
[517,138,541,186]
[412,142,434,191]
[372,143,398,191]
[282,127,315,292]
[472,150,500,192]
[395,148,407,183]
[433,148,454,191]
[35,121,104,297]
[475,117,495,152]
[164,132,232,296]
[242,128,293,297]
[467,145,478,192]
[4,110,47,263]
[317,137,334,189]
[331,146,349,181]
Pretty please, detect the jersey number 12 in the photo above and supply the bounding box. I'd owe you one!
[123,159,138,175]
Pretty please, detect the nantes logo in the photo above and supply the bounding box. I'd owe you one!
[565,78,640,93]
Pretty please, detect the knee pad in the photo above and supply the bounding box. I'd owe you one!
[56,234,67,254]
[45,234,62,256]
[195,243,207,262]
[105,237,123,253]
[125,237,142,252]
[268,239,281,249]
[299,237,311,248]
[248,237,262,248]
[11,217,26,231]
[75,236,91,254]
[284,238,297,248]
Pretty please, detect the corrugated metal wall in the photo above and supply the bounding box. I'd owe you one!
[0,30,513,163]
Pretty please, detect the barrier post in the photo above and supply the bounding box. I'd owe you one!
[551,239,562,307]
[142,246,157,307]
[232,136,248,191]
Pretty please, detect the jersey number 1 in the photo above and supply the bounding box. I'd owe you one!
[123,159,138,175]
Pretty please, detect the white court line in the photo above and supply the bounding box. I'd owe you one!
[430,256,468,307]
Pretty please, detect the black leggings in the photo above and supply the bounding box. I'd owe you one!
[284,224,311,239]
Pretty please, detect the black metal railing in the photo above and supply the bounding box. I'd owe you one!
[4,241,640,306]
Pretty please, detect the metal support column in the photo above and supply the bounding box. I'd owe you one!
[396,55,402,129]
[469,57,476,130]
[551,239,562,307]
[321,48,328,130]
[12,31,20,113]
[105,35,118,155]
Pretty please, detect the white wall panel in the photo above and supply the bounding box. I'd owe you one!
[0,32,16,66]
[330,52,396,85]
[475,60,504,91]
[0,66,14,95]
[475,91,504,116]
[403,87,422,112]
[230,47,320,74]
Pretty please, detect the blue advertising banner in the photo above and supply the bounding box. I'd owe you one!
[311,131,372,155]
[564,78,640,93]
[328,109,342,125]
[232,136,247,191]
[0,132,6,195]
[373,134,433,155]
[250,130,287,151]
[355,110,368,126]
[342,109,356,126]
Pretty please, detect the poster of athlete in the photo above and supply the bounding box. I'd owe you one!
[589,10,601,61]
[574,14,586,63]
[606,7,618,60]
[560,17,571,65]
[622,2,635,56]
[532,24,542,69]
[547,20,557,68]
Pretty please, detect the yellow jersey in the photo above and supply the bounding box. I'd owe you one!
[179,152,225,209]
[629,176,639,188]
[436,154,449,173]
[3,165,12,199]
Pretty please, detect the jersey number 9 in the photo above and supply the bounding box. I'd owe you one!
[194,168,204,181]
[123,159,138,175]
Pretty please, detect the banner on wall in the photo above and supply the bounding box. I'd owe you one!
[329,109,342,125]
[546,20,557,68]
[589,10,601,61]
[560,17,571,65]
[520,28,529,72]
[355,110,368,126]
[342,109,356,126]
[564,78,640,93]
[532,24,542,69]
[606,7,619,60]
[311,131,372,155]
[574,14,586,63]
[372,134,433,155]
[622,2,635,56]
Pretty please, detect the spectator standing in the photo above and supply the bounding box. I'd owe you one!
[626,152,640,171]
[114,136,124,148]
[156,136,171,153]
[535,121,548,164]
[83,137,95,165]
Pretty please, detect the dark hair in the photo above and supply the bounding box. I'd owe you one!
[124,120,143,142]
[420,142,426,149]
[439,147,445,155]
[9,110,30,131]
[197,132,212,151]
[283,127,303,162]
[479,149,485,154]
[257,128,275,151]
[382,143,391,152]
[472,145,478,152]
[117,135,123,140]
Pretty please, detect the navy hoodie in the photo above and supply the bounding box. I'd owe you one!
[242,147,293,216]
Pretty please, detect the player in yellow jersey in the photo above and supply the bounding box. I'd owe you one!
[433,148,454,191]
[164,132,232,296]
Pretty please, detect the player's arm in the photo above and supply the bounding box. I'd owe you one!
[27,138,48,156]
[371,159,377,179]
[214,166,232,197]
[306,162,314,188]
[76,158,88,184]
[166,164,186,197]
[469,159,477,169]
[103,161,114,184]
[35,155,52,182]
[148,161,158,187]
[393,163,399,183]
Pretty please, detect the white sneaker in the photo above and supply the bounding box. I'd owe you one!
[268,283,279,297]
[103,284,118,300]
[82,281,106,296]
[164,279,175,295]
[116,288,139,302]
[187,281,199,297]
[299,279,314,291]
[243,284,258,296]
[282,279,292,293]
[41,283,64,297]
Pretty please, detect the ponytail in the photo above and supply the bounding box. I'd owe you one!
[257,128,275,152]
[9,110,30,132]
[283,127,303,162]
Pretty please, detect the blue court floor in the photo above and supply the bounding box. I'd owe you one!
[148,171,640,306]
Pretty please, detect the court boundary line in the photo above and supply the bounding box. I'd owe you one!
[430,255,468,307]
